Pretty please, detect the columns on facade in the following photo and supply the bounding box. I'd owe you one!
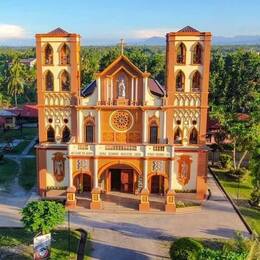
[110,78,113,103]
[165,158,176,212]
[135,78,138,104]
[97,77,101,103]
[90,158,102,209]
[139,158,150,211]
[163,110,167,143]
[97,109,101,143]
[143,76,148,105]
[142,110,147,143]
[66,157,76,208]
[131,78,134,104]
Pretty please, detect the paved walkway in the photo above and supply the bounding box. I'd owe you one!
[0,174,250,259]
[21,136,37,155]
[67,174,249,260]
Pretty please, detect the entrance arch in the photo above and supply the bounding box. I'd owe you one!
[148,173,168,194]
[73,172,92,192]
[99,163,141,194]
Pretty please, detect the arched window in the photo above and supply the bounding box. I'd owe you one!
[45,71,54,91]
[174,127,182,144]
[192,43,202,64]
[150,124,158,144]
[176,71,185,92]
[192,71,201,92]
[85,124,94,143]
[189,128,198,144]
[47,126,55,142]
[44,44,53,65]
[62,126,71,143]
[176,43,186,64]
[60,70,70,91]
[60,43,70,65]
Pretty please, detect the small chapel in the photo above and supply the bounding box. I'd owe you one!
[35,26,211,211]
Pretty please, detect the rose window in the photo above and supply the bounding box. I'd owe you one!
[110,110,133,132]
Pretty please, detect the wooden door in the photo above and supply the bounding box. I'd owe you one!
[121,170,133,193]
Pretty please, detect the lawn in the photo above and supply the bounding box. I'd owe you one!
[0,158,19,189]
[0,127,38,143]
[211,167,260,236]
[19,158,37,190]
[0,228,90,259]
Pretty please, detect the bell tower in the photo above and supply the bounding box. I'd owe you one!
[35,27,80,144]
[165,26,211,146]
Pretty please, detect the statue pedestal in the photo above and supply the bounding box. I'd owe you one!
[115,98,129,106]
[165,190,176,212]
[139,188,150,211]
[90,187,102,210]
[66,186,77,208]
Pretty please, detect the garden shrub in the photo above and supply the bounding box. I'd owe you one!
[169,237,203,260]
[219,153,233,169]
[198,248,247,260]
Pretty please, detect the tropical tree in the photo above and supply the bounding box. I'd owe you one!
[21,200,65,235]
[7,56,25,107]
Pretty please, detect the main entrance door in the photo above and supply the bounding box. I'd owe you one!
[110,169,134,193]
[150,175,165,194]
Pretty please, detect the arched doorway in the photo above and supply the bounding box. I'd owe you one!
[148,174,168,194]
[99,164,139,194]
[73,173,92,193]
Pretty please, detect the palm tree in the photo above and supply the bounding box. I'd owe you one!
[7,57,25,107]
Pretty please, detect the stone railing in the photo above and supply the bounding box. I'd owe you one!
[68,143,174,158]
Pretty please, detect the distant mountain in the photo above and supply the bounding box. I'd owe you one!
[137,35,260,46]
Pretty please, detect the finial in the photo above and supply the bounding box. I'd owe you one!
[119,38,125,55]
[144,65,147,72]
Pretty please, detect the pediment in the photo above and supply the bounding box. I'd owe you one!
[98,55,149,78]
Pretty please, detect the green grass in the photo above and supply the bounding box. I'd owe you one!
[211,167,260,236]
[19,158,37,190]
[7,140,31,154]
[0,158,19,188]
[0,228,90,259]
[0,127,38,143]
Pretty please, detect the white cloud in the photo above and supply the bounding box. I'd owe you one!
[0,24,28,39]
[129,28,179,39]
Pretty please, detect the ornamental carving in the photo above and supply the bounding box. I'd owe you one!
[177,155,192,186]
[110,110,133,132]
[152,161,164,173]
[52,152,66,182]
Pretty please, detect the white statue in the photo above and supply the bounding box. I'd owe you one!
[118,77,126,98]
[55,160,63,176]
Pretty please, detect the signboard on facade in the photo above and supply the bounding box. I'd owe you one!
[33,233,51,260]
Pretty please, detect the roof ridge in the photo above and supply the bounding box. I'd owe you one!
[48,27,69,35]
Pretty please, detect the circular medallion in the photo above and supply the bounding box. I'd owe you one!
[110,110,133,132]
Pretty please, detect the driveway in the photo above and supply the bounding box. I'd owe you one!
[69,174,249,259]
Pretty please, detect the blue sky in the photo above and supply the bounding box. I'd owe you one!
[0,0,259,45]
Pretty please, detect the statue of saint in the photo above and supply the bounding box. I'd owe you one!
[118,76,126,98]
[181,161,188,178]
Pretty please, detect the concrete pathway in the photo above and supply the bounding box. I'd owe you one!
[0,173,250,259]
[21,136,37,155]
[67,174,249,260]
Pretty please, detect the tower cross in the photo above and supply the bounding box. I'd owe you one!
[119,38,125,55]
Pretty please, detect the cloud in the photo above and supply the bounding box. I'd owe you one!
[0,24,29,39]
[129,28,178,39]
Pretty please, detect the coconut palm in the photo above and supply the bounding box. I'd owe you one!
[7,57,25,107]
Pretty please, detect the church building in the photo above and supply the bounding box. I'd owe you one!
[35,26,211,211]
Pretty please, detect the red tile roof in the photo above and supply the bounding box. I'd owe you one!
[178,26,199,32]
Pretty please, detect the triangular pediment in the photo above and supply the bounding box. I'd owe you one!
[98,55,148,77]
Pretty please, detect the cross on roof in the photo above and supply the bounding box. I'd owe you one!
[119,38,125,55]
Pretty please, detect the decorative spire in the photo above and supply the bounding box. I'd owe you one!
[119,38,125,55]
[144,65,147,72]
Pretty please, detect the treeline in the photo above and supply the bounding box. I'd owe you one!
[0,45,259,107]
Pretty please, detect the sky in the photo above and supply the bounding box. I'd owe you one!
[0,0,259,45]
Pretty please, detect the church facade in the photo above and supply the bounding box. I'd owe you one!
[35,26,211,211]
